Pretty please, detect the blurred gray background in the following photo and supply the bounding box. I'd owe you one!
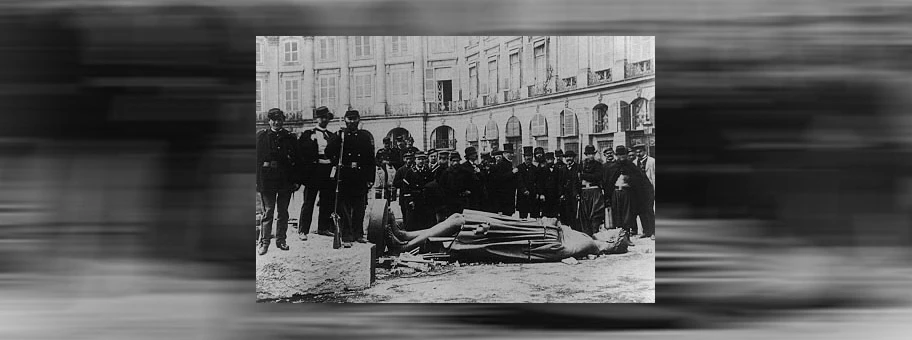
[1,0,912,339]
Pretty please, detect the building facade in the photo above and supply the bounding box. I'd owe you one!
[256,36,656,160]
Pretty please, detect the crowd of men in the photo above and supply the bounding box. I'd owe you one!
[256,105,656,256]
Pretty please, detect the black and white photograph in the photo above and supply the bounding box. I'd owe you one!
[255,36,656,303]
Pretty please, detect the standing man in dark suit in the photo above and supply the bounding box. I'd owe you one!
[560,150,581,228]
[393,150,416,229]
[538,152,561,218]
[493,144,517,216]
[326,109,375,248]
[256,108,299,255]
[297,106,339,240]
[603,145,654,239]
[515,146,538,219]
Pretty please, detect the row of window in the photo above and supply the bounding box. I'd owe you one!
[255,71,414,113]
[256,36,462,65]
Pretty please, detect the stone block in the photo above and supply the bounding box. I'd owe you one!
[256,236,375,300]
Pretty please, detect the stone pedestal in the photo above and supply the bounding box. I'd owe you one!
[256,237,375,300]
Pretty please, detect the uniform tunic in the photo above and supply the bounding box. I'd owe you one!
[326,127,375,242]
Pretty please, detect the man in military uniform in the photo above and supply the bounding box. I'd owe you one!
[440,151,463,215]
[256,108,299,255]
[560,150,581,228]
[428,148,438,167]
[376,136,392,161]
[405,136,420,156]
[393,150,417,230]
[297,106,340,241]
[399,151,435,231]
[432,149,450,182]
[537,152,561,218]
[326,109,375,247]
[389,136,406,171]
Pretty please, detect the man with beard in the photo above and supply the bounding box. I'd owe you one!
[404,136,420,156]
[602,147,615,164]
[390,136,407,170]
[515,146,538,219]
[297,106,339,241]
[393,151,415,229]
[537,152,561,218]
[257,108,299,255]
[326,109,375,247]
[480,152,496,212]
[603,145,654,239]
[395,151,434,231]
[432,149,450,182]
[560,150,581,229]
[492,144,518,216]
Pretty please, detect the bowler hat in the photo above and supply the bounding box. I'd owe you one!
[464,146,478,158]
[344,109,360,119]
[450,152,462,161]
[267,108,286,121]
[584,145,597,155]
[615,145,628,155]
[314,106,332,119]
[492,150,504,156]
[564,150,577,158]
[555,149,564,158]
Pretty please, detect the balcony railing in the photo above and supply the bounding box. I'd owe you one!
[483,94,498,106]
[426,101,460,113]
[432,139,457,150]
[464,98,478,110]
[527,84,543,97]
[257,110,304,123]
[557,76,578,92]
[588,69,612,86]
[387,103,413,116]
[625,59,654,78]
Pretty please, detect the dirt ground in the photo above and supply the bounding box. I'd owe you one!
[261,192,655,303]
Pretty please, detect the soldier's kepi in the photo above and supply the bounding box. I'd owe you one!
[327,109,376,248]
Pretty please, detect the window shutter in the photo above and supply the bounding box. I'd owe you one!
[424,68,436,103]
[523,45,534,87]
[608,102,618,132]
[649,98,655,124]
[620,101,630,131]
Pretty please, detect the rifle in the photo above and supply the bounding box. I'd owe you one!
[330,130,345,249]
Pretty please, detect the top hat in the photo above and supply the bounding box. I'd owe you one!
[502,144,515,153]
[584,145,597,155]
[314,106,332,119]
[522,146,534,156]
[533,147,545,156]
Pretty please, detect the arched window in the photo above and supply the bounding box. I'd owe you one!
[484,120,500,152]
[649,97,655,125]
[592,104,609,133]
[465,123,479,150]
[632,98,648,130]
[505,117,523,166]
[530,114,548,137]
[620,101,630,131]
[530,114,549,151]
[431,126,456,150]
[560,110,578,137]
